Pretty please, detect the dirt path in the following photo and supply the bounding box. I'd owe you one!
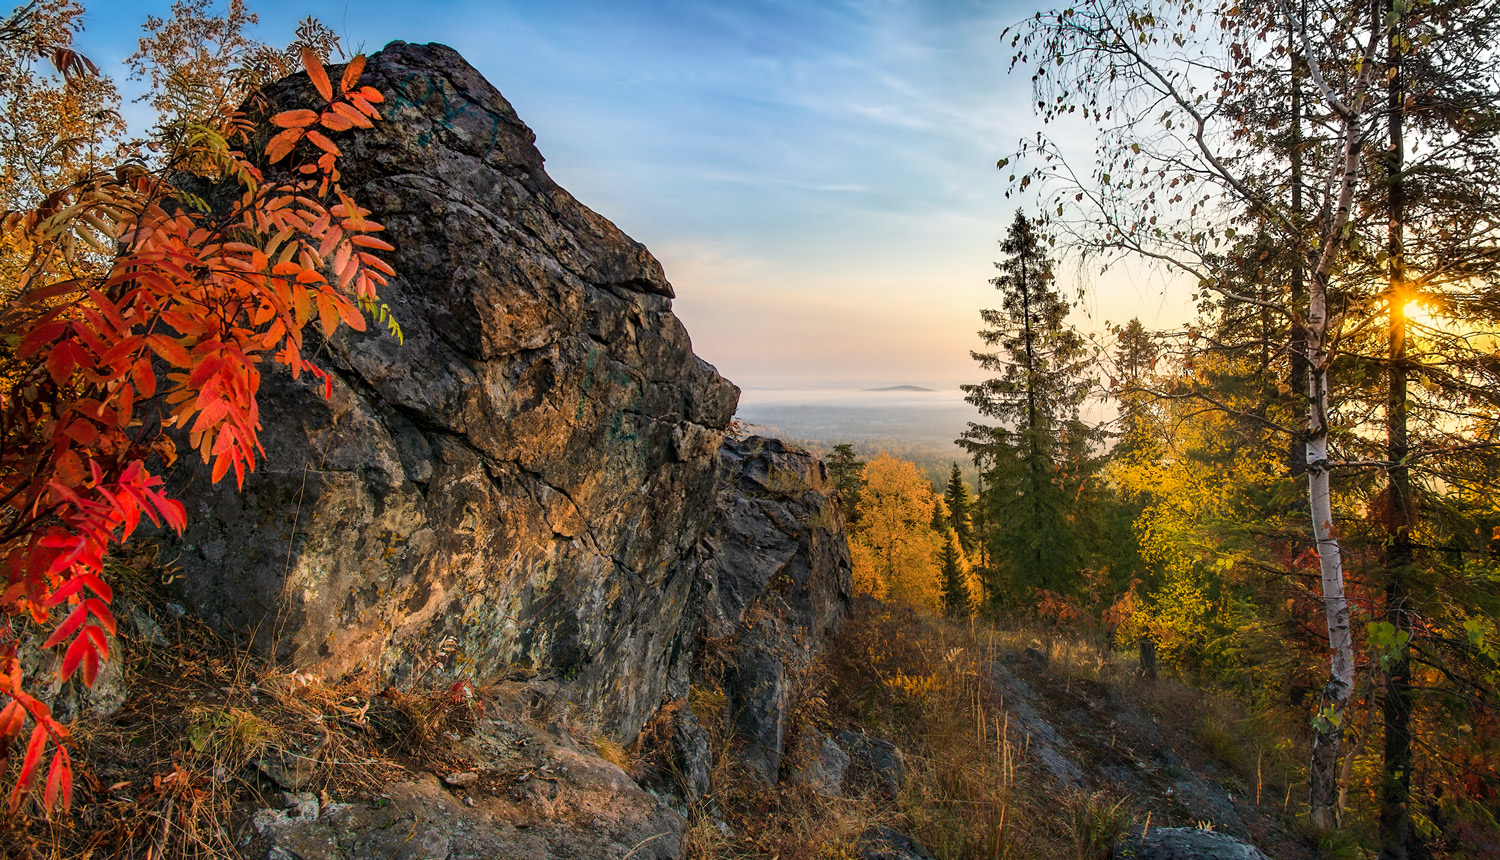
[986,652,1317,860]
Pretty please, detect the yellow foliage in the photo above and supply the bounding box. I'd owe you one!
[1109,354,1288,663]
[850,453,944,614]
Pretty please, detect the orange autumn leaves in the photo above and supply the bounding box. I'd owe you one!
[850,454,973,615]
[0,47,393,812]
[265,50,383,191]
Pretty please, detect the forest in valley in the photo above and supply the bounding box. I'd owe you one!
[835,2,1500,858]
[0,0,1495,859]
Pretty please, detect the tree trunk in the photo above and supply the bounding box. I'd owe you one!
[1019,256,1046,577]
[1304,88,1362,833]
[1379,2,1415,854]
[1306,399,1355,829]
[1288,5,1309,476]
[1139,636,1157,680]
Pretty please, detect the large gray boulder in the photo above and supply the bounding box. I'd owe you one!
[1115,826,1276,860]
[165,41,737,741]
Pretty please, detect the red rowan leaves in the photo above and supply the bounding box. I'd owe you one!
[272,109,319,128]
[0,49,394,813]
[302,45,332,101]
[340,54,366,92]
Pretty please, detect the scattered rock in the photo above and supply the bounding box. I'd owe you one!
[1115,826,1275,860]
[281,792,320,820]
[256,748,320,791]
[247,717,684,860]
[857,826,936,860]
[788,730,849,797]
[127,607,168,647]
[837,731,905,800]
[442,771,479,787]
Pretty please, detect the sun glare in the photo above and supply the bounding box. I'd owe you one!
[1403,298,1436,329]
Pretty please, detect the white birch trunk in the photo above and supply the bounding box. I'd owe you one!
[1306,362,1355,829]
[1303,103,1362,831]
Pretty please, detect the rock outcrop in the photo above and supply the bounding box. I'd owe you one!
[630,437,853,799]
[698,437,852,783]
[166,40,742,742]
[1115,826,1276,860]
[249,715,686,860]
[161,42,861,860]
[240,434,852,860]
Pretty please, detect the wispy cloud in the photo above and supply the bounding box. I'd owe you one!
[76,0,1192,390]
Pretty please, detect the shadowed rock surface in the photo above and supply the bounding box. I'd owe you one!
[637,437,854,796]
[165,41,740,742]
[857,826,936,860]
[1115,826,1276,860]
[701,437,853,783]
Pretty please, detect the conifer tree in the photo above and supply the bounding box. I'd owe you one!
[929,495,949,533]
[825,443,865,527]
[939,535,969,618]
[942,463,975,554]
[960,211,1094,601]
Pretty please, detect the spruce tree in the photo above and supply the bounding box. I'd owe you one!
[960,211,1094,601]
[939,536,969,618]
[929,496,949,533]
[943,463,975,554]
[825,443,865,527]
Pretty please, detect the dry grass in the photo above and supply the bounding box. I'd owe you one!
[0,558,482,860]
[680,603,1143,859]
[684,604,1334,860]
[823,603,1133,860]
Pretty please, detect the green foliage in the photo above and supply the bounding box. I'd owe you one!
[940,535,969,618]
[943,462,976,554]
[1058,790,1133,860]
[1365,622,1411,674]
[961,211,1098,601]
[826,442,865,526]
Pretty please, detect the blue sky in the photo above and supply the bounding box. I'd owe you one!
[77,0,1188,388]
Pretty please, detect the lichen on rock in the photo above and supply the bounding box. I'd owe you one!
[165,41,741,743]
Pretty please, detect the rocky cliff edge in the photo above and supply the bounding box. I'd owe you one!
[163,42,849,755]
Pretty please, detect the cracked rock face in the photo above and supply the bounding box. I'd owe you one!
[164,41,737,740]
[701,437,853,783]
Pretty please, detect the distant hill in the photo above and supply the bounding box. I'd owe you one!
[863,384,935,392]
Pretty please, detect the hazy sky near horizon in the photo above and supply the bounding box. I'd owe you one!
[77,0,1191,389]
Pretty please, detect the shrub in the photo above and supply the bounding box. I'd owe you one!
[0,41,394,811]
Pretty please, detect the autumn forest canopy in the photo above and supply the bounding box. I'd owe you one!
[0,0,1496,859]
[838,1,1500,857]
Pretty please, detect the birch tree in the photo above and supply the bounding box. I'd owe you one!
[1003,0,1389,828]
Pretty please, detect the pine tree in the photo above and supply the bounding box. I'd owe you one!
[940,535,969,618]
[943,463,975,554]
[960,211,1094,601]
[825,443,865,527]
[1110,317,1162,461]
